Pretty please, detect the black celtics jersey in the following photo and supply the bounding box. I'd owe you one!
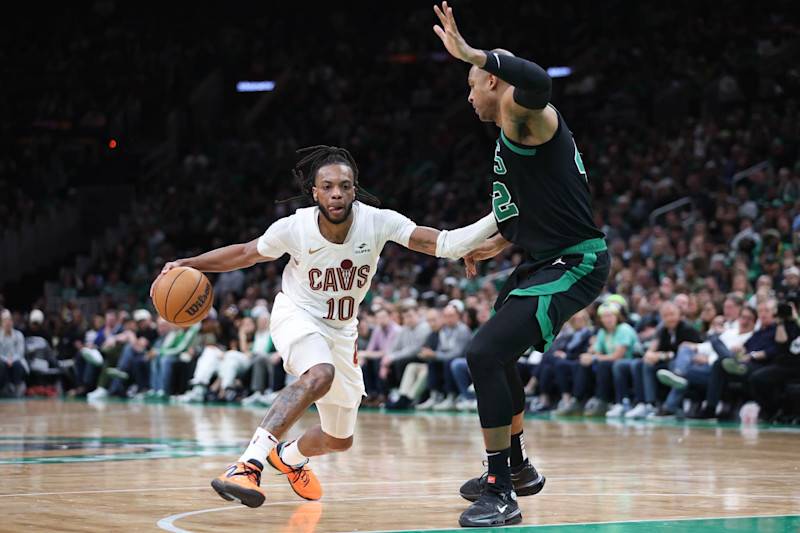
[491,105,604,257]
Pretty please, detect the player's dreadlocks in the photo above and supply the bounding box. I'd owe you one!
[278,145,380,206]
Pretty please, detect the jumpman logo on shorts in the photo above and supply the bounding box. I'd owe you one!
[552,257,566,266]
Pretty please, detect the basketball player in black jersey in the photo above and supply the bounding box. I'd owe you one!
[434,2,610,527]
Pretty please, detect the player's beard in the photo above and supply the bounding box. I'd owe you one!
[319,201,353,225]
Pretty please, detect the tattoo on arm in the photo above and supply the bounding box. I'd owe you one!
[409,234,437,255]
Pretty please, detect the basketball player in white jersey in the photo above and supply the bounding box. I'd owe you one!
[150,145,498,507]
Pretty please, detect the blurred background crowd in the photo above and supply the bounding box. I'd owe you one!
[1,1,799,423]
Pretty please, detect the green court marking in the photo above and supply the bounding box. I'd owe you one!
[0,436,223,444]
[0,436,243,464]
[388,514,800,533]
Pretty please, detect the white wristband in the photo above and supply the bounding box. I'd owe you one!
[435,213,498,259]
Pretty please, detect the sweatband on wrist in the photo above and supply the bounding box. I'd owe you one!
[435,213,498,260]
[482,50,551,110]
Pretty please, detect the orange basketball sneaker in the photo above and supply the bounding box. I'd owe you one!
[210,460,266,508]
[267,443,322,500]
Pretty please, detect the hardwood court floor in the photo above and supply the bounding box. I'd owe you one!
[1,399,799,532]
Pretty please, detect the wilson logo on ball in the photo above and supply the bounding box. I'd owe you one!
[186,283,211,316]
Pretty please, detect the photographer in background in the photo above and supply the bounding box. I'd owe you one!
[775,266,800,305]
[749,301,800,422]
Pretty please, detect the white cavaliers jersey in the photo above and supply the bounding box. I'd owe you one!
[257,202,416,328]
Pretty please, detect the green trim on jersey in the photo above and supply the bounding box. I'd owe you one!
[500,128,538,156]
[531,237,607,261]
[535,294,554,350]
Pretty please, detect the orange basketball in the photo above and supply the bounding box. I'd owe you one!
[152,266,214,326]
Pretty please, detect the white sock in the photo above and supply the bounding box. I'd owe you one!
[237,427,278,466]
[279,439,308,467]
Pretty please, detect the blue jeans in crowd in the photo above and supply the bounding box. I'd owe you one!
[554,358,580,398]
[427,358,457,395]
[612,358,645,405]
[659,344,710,413]
[450,357,474,399]
[108,343,145,396]
[74,355,101,391]
[662,364,711,413]
[0,360,26,388]
[558,358,614,402]
[581,360,615,403]
[642,358,669,404]
[535,352,559,398]
[671,344,696,376]
[150,356,178,394]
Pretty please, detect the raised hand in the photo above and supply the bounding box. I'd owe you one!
[433,2,482,65]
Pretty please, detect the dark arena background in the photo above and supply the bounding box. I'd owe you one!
[1,1,800,532]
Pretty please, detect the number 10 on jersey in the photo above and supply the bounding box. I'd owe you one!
[325,296,355,321]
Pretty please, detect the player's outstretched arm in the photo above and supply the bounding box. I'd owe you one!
[149,238,274,298]
[406,212,498,259]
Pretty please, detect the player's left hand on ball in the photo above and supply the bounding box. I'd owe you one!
[150,261,181,299]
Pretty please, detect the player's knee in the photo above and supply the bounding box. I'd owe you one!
[324,433,353,452]
[302,364,335,397]
[464,340,494,374]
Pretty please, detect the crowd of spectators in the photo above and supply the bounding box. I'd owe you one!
[2,3,800,423]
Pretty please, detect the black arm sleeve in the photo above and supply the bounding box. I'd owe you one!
[481,50,552,110]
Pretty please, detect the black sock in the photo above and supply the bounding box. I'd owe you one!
[486,448,513,491]
[510,431,528,468]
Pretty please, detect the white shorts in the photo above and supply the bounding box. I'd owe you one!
[269,292,365,409]
[316,403,359,439]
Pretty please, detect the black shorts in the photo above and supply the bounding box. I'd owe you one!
[494,243,610,352]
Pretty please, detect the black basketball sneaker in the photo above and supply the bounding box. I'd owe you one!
[459,460,545,502]
[458,486,521,527]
